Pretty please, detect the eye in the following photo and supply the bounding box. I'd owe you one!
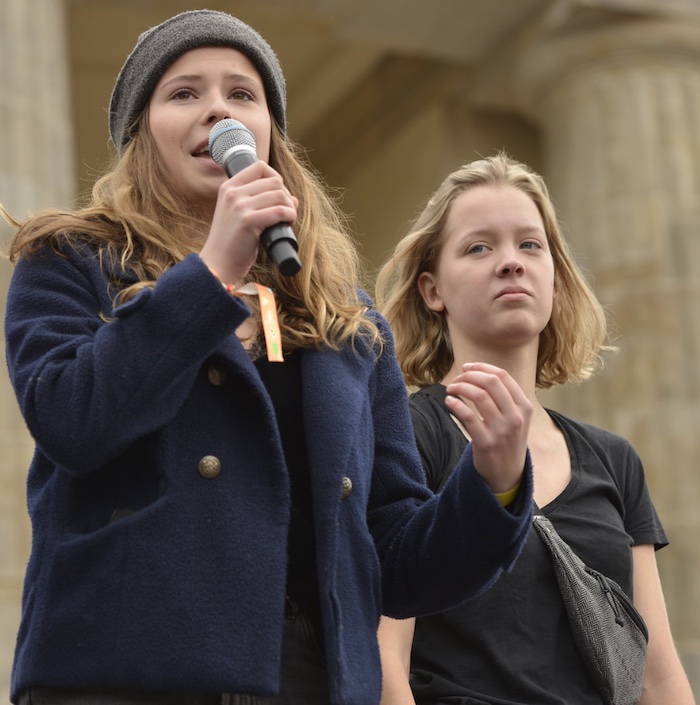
[231,88,255,102]
[171,88,197,101]
[520,240,542,250]
[466,243,488,255]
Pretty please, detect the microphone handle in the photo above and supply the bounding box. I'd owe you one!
[221,148,301,277]
[261,223,302,277]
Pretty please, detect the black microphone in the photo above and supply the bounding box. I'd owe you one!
[208,119,301,277]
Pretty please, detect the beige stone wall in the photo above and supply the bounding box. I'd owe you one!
[521,19,700,691]
[0,0,74,699]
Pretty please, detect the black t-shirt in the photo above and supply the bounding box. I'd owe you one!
[408,385,668,705]
[255,353,322,636]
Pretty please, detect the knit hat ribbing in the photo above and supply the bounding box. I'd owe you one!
[109,9,286,153]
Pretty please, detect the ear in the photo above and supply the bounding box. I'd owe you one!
[417,271,446,313]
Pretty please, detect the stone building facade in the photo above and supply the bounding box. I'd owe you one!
[1,0,698,699]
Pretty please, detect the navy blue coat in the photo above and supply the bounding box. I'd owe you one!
[5,247,533,705]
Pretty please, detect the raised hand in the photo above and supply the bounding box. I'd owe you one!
[199,160,298,286]
[444,362,532,493]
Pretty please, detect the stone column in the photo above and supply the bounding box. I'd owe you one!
[497,13,700,694]
[0,0,75,698]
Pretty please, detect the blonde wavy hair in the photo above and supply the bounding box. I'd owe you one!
[4,117,380,353]
[375,152,613,389]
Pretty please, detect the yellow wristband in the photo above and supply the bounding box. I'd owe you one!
[495,482,521,507]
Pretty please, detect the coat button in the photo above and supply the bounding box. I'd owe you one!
[340,476,353,499]
[198,455,221,479]
[207,365,227,386]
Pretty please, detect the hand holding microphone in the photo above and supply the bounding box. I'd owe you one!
[208,119,301,277]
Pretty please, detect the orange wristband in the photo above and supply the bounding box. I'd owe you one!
[208,267,237,295]
[207,268,284,363]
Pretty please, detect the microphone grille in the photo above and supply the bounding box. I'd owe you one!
[209,119,257,166]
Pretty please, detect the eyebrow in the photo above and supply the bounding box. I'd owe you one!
[158,73,263,91]
[514,226,547,237]
[460,225,546,238]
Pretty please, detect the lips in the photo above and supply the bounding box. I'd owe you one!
[496,287,530,299]
[192,141,210,157]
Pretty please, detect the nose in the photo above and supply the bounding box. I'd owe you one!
[205,93,233,125]
[497,252,525,276]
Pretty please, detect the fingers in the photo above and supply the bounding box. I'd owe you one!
[446,364,530,430]
[200,161,297,284]
[220,161,297,227]
[444,362,532,493]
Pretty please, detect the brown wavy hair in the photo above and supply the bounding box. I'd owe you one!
[4,115,380,353]
[375,153,613,389]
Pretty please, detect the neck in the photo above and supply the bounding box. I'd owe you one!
[439,338,559,450]
[442,338,542,408]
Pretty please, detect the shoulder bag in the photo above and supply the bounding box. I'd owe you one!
[533,513,648,705]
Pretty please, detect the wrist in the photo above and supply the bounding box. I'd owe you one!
[495,481,521,507]
[207,266,238,295]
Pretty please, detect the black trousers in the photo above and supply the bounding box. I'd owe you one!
[20,600,330,705]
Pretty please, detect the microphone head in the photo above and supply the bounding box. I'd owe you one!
[209,119,257,167]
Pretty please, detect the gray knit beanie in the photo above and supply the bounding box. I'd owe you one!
[109,9,286,153]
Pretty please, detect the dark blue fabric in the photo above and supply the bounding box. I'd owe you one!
[5,247,534,705]
[20,603,326,705]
